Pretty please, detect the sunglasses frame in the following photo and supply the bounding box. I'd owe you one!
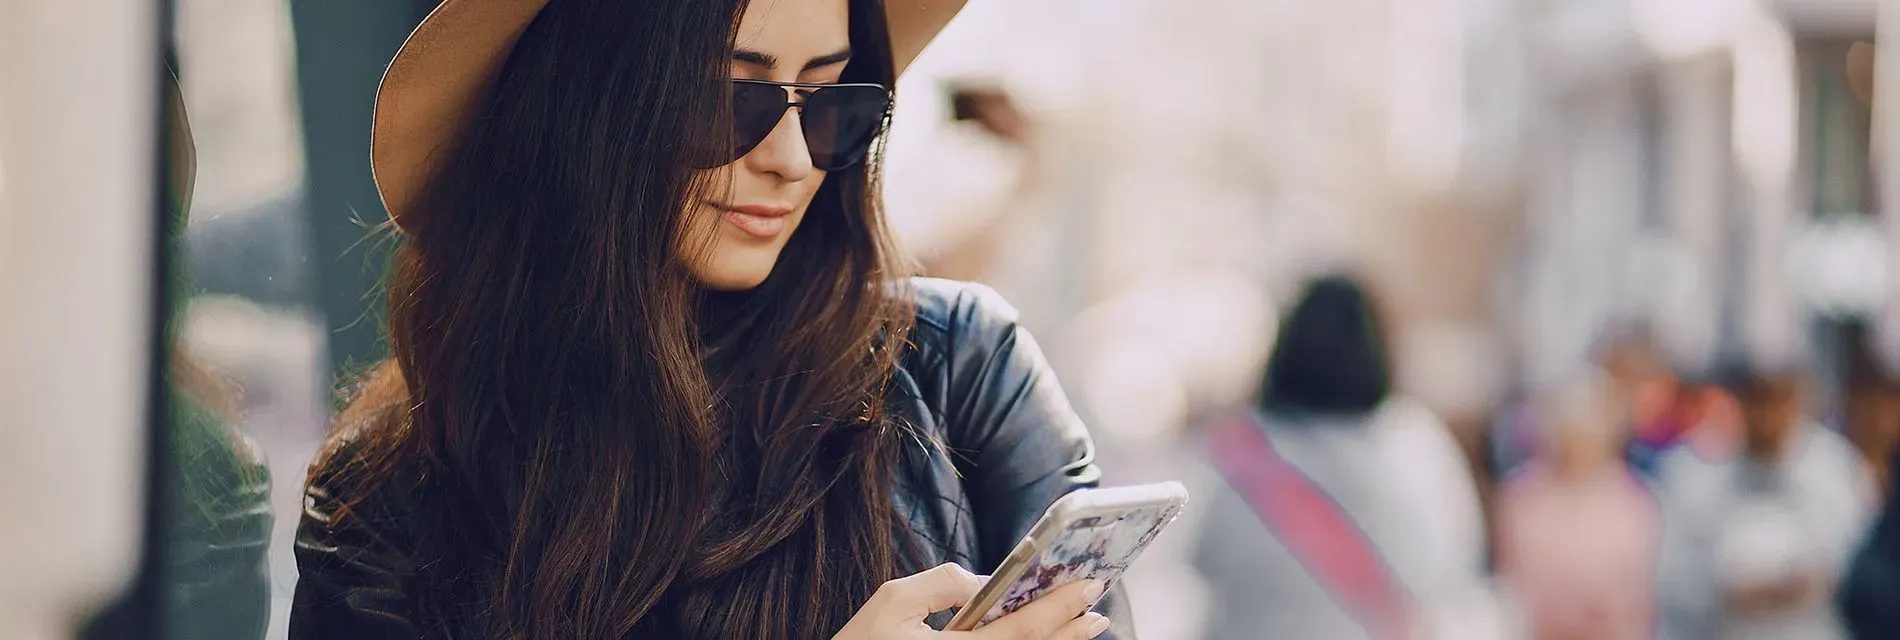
[724,79,893,171]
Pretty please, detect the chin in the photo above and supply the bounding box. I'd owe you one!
[700,272,772,292]
[692,253,782,292]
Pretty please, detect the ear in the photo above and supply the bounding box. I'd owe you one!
[885,0,967,77]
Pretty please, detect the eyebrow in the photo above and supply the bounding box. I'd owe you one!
[731,47,854,72]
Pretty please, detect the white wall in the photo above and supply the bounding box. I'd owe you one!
[0,2,156,638]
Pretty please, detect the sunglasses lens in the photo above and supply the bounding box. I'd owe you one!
[691,81,787,168]
[802,85,889,171]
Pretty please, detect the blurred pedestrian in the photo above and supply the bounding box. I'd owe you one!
[1601,328,1673,433]
[1844,374,1900,496]
[1493,327,1680,480]
[1495,372,1659,640]
[1647,377,1746,480]
[1656,365,1875,640]
[1599,328,1688,477]
[1837,41,1900,639]
[1191,275,1494,640]
[1841,322,1900,495]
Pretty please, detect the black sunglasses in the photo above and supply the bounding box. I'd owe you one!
[697,79,892,171]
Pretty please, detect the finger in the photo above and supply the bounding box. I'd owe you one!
[1052,613,1112,639]
[876,563,985,617]
[973,579,1103,640]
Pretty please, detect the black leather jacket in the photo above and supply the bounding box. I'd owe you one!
[291,278,1135,639]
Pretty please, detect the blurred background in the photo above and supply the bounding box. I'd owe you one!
[2,0,1897,638]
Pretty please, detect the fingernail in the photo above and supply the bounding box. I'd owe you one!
[1083,579,1105,601]
[1085,612,1111,635]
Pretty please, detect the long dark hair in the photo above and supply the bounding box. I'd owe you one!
[319,0,915,637]
[1258,275,1391,416]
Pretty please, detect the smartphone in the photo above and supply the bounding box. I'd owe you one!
[945,481,1190,631]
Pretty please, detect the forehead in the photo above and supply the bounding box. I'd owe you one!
[734,0,850,56]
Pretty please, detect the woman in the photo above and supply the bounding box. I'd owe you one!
[290,0,1127,638]
[1495,373,1657,640]
[1190,275,1494,640]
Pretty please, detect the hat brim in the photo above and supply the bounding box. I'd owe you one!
[164,65,196,220]
[371,0,550,230]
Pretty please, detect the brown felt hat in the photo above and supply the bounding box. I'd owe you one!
[371,0,551,230]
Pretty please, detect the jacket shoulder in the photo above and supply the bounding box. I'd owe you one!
[904,277,1023,359]
[304,364,418,532]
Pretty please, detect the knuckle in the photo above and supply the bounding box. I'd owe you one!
[929,563,976,589]
[872,577,904,600]
[876,563,962,604]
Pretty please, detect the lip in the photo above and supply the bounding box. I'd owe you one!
[713,202,795,239]
[720,203,794,218]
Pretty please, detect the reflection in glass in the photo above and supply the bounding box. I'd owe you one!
[165,0,327,636]
[162,61,274,640]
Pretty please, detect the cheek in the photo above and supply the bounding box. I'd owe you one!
[679,169,733,243]
[789,170,829,213]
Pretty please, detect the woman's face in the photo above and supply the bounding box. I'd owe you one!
[680,0,851,291]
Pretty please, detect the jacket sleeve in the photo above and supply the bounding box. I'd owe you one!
[941,283,1137,639]
[290,457,423,640]
[164,397,274,640]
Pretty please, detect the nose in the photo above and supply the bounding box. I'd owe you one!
[742,104,815,183]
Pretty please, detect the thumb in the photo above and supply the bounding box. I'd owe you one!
[877,563,987,619]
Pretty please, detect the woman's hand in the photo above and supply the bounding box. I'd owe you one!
[833,563,1112,640]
